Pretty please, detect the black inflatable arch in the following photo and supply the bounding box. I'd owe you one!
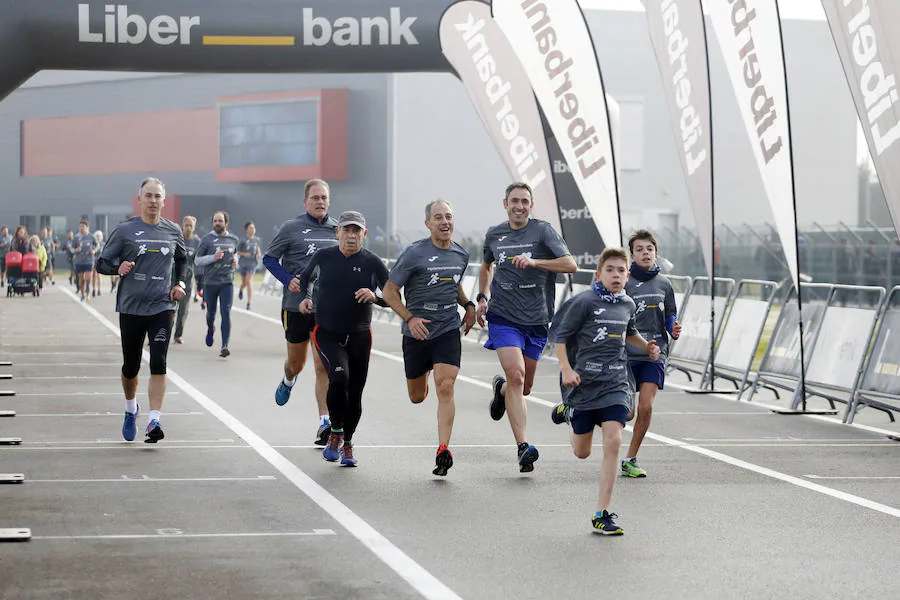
[0,0,468,102]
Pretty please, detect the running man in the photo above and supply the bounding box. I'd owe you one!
[383,199,476,476]
[475,182,577,472]
[237,221,262,310]
[298,210,389,467]
[621,229,681,478]
[40,227,57,286]
[97,177,187,443]
[549,247,660,535]
[0,225,11,287]
[263,178,338,445]
[173,216,201,344]
[195,211,239,358]
[73,221,98,301]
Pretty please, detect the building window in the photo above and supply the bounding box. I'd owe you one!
[219,99,319,168]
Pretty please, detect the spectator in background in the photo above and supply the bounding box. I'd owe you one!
[40,227,57,286]
[11,225,30,255]
[63,230,76,286]
[837,238,857,284]
[863,239,886,289]
[92,230,105,298]
[29,235,47,288]
[0,225,11,286]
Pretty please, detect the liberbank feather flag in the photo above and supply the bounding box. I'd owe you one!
[440,1,561,232]
[822,0,900,238]
[492,0,622,247]
[642,0,714,280]
[708,0,799,286]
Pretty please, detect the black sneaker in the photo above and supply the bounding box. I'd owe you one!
[433,444,453,476]
[490,375,506,421]
[551,403,571,425]
[517,443,539,473]
[591,510,624,535]
[219,348,230,358]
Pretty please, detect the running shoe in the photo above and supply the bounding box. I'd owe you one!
[80,295,86,302]
[144,419,165,444]
[621,457,647,478]
[239,289,244,300]
[323,432,343,462]
[201,301,207,310]
[551,403,571,425]
[340,443,357,467]
[591,510,624,536]
[315,418,331,446]
[122,405,139,442]
[246,303,251,311]
[173,338,183,345]
[219,347,230,358]
[433,444,453,476]
[275,381,292,406]
[205,327,214,347]
[490,375,506,421]
[517,443,539,473]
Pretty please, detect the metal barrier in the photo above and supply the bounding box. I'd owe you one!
[847,285,900,423]
[704,279,778,396]
[668,277,736,382]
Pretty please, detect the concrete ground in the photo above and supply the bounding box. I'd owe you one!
[1,281,898,600]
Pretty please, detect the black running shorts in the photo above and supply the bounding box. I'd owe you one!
[402,329,462,380]
[119,311,175,378]
[282,308,316,344]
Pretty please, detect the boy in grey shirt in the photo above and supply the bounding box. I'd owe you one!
[549,248,660,536]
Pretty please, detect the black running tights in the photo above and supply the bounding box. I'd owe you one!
[312,326,371,442]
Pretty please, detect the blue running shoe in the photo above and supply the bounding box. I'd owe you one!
[323,432,343,462]
[340,443,357,467]
[517,443,539,473]
[592,510,624,535]
[275,381,292,406]
[205,327,214,347]
[144,419,165,444]
[315,418,331,446]
[122,405,139,442]
[239,289,244,300]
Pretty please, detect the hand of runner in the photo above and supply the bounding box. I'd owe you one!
[647,340,661,361]
[232,256,239,269]
[214,248,224,261]
[170,284,186,301]
[476,298,488,328]
[299,298,313,314]
[672,320,682,339]
[354,288,377,303]
[462,308,476,335]
[561,366,581,387]
[288,276,302,293]
[408,316,431,341]
[511,253,535,269]
[118,260,135,276]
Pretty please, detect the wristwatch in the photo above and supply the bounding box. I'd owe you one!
[174,281,186,289]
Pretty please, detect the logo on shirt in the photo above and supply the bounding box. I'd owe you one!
[353,266,362,272]
[427,273,440,286]
[135,231,145,236]
[497,251,507,264]
[137,244,148,256]
[634,282,644,288]
[452,274,460,283]
[160,246,170,256]
[428,256,438,262]
[302,229,312,234]
[306,244,317,256]
[498,235,508,241]
[636,300,647,314]
[593,308,605,316]
[593,326,608,342]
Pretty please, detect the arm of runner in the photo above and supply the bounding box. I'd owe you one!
[476,261,494,328]
[664,283,680,339]
[382,280,412,322]
[96,227,123,276]
[457,283,476,335]
[363,256,391,307]
[170,233,187,300]
[262,254,294,287]
[555,343,581,387]
[511,254,578,272]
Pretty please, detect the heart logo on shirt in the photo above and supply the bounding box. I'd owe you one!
[160,246,170,255]
[452,274,460,283]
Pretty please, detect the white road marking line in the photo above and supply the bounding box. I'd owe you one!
[7,445,251,451]
[15,376,121,380]
[682,437,894,443]
[28,475,277,483]
[65,287,464,600]
[804,475,900,480]
[21,439,236,445]
[652,411,773,416]
[8,363,119,367]
[0,352,121,356]
[13,392,182,397]
[33,530,336,541]
[13,411,202,417]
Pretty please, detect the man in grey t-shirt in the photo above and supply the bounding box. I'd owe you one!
[97,177,187,444]
[549,248,659,536]
[263,178,339,445]
[73,220,98,302]
[195,211,240,358]
[173,216,201,344]
[474,182,577,473]
[237,221,262,311]
[383,200,476,476]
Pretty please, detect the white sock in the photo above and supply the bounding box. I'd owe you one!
[125,399,137,414]
[284,375,297,388]
[148,410,161,423]
[320,414,329,425]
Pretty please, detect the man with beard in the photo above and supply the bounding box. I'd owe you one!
[195,211,239,358]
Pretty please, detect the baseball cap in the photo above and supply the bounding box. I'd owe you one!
[338,210,367,229]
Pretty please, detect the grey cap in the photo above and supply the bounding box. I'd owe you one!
[338,210,367,229]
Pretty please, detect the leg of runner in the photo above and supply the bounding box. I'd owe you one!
[144,311,174,443]
[278,310,331,444]
[622,381,657,478]
[593,420,625,535]
[173,288,191,343]
[339,329,372,468]
[119,313,144,442]
[313,327,351,464]
[432,363,458,476]
[204,283,220,348]
[496,347,538,472]
[218,283,233,356]
[406,374,429,404]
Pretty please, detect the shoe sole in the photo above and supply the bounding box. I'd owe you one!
[315,425,331,446]
[490,375,506,421]
[341,460,358,468]
[323,453,339,462]
[621,471,647,478]
[592,527,624,536]
[518,446,539,473]
[551,404,568,425]
[144,427,165,444]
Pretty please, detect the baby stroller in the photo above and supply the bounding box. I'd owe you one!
[6,251,41,297]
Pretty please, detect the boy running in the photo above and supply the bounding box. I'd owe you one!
[549,248,660,535]
[237,221,262,310]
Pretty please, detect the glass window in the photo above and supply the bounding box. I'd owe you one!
[219,98,319,167]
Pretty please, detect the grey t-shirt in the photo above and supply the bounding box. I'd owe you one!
[99,216,186,316]
[625,271,677,363]
[483,218,570,326]
[73,232,99,267]
[183,235,201,280]
[549,290,637,411]
[196,231,240,286]
[265,213,339,312]
[389,238,470,340]
[0,234,11,256]
[238,236,261,269]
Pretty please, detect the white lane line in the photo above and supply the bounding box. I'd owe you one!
[682,437,895,443]
[64,287,463,600]
[15,376,121,380]
[14,411,202,417]
[8,445,252,451]
[237,305,900,520]
[9,363,119,367]
[28,475,277,483]
[22,439,236,445]
[33,530,336,541]
[0,352,121,356]
[14,392,182,397]
[804,475,900,480]
[652,411,773,416]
